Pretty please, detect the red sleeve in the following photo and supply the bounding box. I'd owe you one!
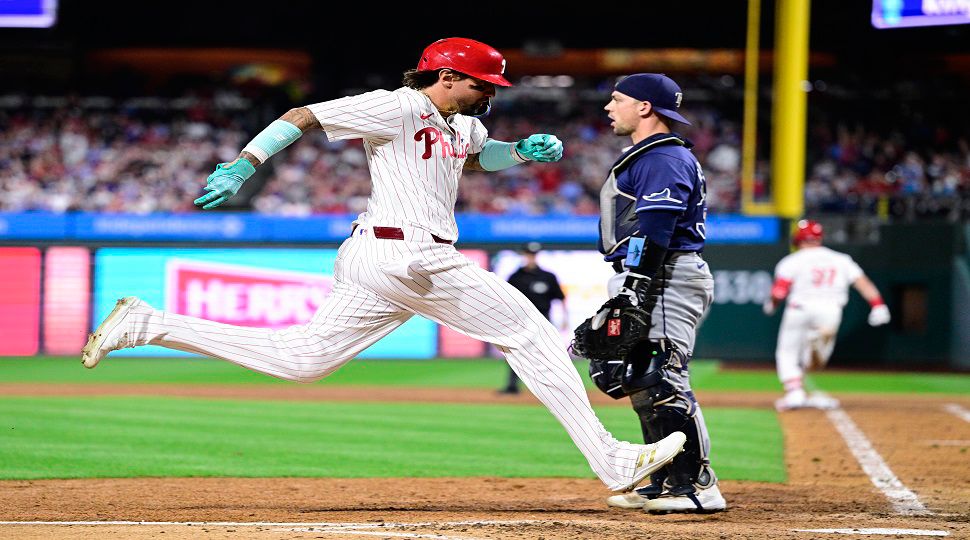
[771,278,792,301]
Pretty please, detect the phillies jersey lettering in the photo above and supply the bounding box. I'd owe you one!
[307,88,488,241]
[774,246,863,307]
[415,127,470,160]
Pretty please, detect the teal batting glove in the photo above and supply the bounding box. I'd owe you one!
[515,134,564,163]
[194,159,256,209]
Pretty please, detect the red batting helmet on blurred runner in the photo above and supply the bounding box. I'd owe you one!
[417,38,512,87]
[792,219,824,245]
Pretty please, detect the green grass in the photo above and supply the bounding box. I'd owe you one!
[2,357,969,395]
[1,356,961,483]
[0,396,784,483]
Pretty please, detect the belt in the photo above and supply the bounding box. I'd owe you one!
[357,225,453,245]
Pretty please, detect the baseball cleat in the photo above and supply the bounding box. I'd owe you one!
[775,390,839,411]
[617,431,687,492]
[607,472,667,508]
[643,483,727,514]
[805,392,840,410]
[81,296,142,368]
[607,488,651,509]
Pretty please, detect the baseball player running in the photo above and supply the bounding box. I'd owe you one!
[81,38,686,493]
[764,219,891,411]
[588,73,726,513]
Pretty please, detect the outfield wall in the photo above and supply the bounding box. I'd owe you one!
[698,223,961,367]
[0,214,964,368]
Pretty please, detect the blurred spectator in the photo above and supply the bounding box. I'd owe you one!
[1,79,968,219]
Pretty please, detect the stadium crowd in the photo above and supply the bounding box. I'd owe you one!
[1,88,967,218]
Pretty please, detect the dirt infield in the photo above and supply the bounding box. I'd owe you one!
[2,386,968,539]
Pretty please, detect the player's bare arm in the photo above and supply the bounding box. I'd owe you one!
[851,274,881,302]
[234,108,320,168]
[853,275,891,326]
[238,151,261,168]
[280,106,322,133]
[195,108,312,209]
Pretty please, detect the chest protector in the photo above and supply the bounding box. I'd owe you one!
[598,136,687,256]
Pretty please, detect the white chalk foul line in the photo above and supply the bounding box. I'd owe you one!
[943,403,970,423]
[826,408,930,516]
[793,528,948,536]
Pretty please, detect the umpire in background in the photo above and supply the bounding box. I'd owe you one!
[499,242,567,394]
[594,74,725,513]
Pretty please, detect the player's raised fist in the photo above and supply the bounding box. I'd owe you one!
[516,134,564,163]
[194,158,256,209]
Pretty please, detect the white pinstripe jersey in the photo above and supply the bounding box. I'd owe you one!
[307,87,489,242]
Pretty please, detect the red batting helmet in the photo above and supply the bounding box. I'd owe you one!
[417,38,512,87]
[792,219,824,245]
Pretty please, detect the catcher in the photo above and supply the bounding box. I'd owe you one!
[572,74,725,513]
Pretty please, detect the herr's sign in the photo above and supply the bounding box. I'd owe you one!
[164,259,333,328]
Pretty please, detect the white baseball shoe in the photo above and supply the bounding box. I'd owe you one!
[81,296,143,368]
[806,392,840,410]
[616,431,686,492]
[775,389,806,411]
[606,490,649,509]
[775,390,839,411]
[643,483,727,514]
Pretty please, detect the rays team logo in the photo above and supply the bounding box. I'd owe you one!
[164,259,334,328]
[415,127,469,160]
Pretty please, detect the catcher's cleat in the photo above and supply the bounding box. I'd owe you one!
[616,431,686,492]
[643,482,726,514]
[81,296,142,368]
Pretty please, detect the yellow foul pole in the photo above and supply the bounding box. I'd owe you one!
[771,0,811,218]
[741,0,775,215]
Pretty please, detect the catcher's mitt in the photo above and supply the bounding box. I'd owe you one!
[570,296,653,363]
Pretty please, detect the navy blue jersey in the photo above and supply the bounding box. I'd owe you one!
[598,133,707,261]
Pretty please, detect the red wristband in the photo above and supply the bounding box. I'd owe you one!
[868,297,885,308]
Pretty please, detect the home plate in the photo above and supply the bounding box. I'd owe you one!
[793,528,948,536]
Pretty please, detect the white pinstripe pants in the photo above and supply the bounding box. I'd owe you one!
[123,227,641,490]
[776,302,843,384]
